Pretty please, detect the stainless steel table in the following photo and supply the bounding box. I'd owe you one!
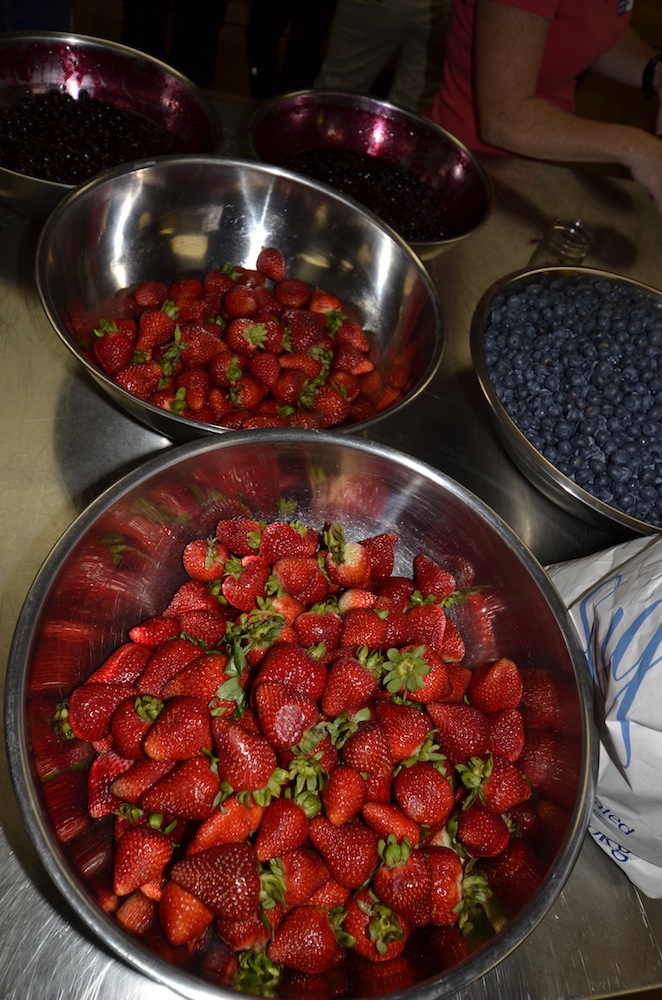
[2,98,662,999]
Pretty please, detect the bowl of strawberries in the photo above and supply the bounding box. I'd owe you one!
[5,430,596,999]
[35,155,443,440]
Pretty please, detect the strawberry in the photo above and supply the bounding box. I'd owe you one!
[187,796,264,854]
[393,761,455,829]
[329,369,361,402]
[67,682,137,742]
[159,879,214,945]
[456,752,530,814]
[309,289,343,316]
[136,301,179,351]
[455,803,510,858]
[374,575,415,611]
[110,757,175,804]
[309,877,350,911]
[216,903,283,951]
[164,578,220,615]
[344,887,410,962]
[339,607,388,648]
[309,383,351,428]
[135,279,169,309]
[272,555,329,605]
[114,826,173,895]
[423,845,464,926]
[361,801,420,846]
[216,517,262,556]
[253,680,320,750]
[223,283,258,318]
[324,523,371,589]
[254,797,310,861]
[321,650,381,717]
[404,603,447,653]
[267,904,343,974]
[372,835,432,925]
[128,617,182,649]
[260,520,319,564]
[279,351,324,379]
[171,842,261,918]
[256,246,286,282]
[341,721,393,788]
[467,657,523,713]
[382,643,451,704]
[271,368,308,406]
[212,718,279,793]
[481,839,545,914]
[170,277,204,302]
[87,641,151,682]
[174,367,211,412]
[179,322,226,367]
[87,749,134,818]
[222,555,270,612]
[93,318,136,375]
[376,705,431,769]
[308,816,379,888]
[439,618,466,663]
[159,653,228,701]
[140,754,220,821]
[335,318,370,352]
[225,317,268,355]
[110,695,161,759]
[255,642,327,702]
[360,532,398,582]
[331,342,374,375]
[142,695,212,761]
[246,350,281,387]
[275,278,311,309]
[209,350,245,387]
[426,701,489,765]
[277,846,330,906]
[178,608,230,648]
[293,609,342,649]
[321,764,367,825]
[413,553,456,600]
[136,638,203,697]
[486,707,525,762]
[204,267,236,298]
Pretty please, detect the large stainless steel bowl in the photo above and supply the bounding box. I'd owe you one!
[35,155,444,441]
[249,90,493,261]
[5,430,596,1000]
[471,266,662,537]
[0,31,222,219]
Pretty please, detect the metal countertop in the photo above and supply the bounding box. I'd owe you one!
[1,98,662,999]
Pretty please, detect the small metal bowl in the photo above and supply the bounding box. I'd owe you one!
[0,31,222,219]
[471,266,662,536]
[249,90,492,261]
[5,430,596,1000]
[35,155,444,442]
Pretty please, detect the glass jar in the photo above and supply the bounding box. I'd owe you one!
[527,217,593,268]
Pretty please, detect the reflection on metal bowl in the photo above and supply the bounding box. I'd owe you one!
[249,90,492,261]
[35,155,444,441]
[0,31,221,219]
[5,430,596,1000]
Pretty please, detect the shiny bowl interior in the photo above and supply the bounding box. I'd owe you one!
[35,154,444,442]
[249,90,493,261]
[0,31,222,219]
[471,266,662,537]
[5,430,596,1000]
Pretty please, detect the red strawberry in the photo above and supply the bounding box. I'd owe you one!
[309,289,343,316]
[256,246,286,282]
[67,681,137,742]
[215,517,262,556]
[439,618,466,663]
[267,904,343,974]
[308,815,379,888]
[179,322,226,367]
[279,351,324,379]
[423,845,464,926]
[110,694,161,759]
[341,720,393,784]
[216,902,283,951]
[309,383,351,428]
[136,638,203,697]
[160,652,229,701]
[187,796,264,855]
[373,700,432,762]
[382,643,451,704]
[253,680,319,749]
[413,553,456,600]
[225,317,268,355]
[260,520,319,564]
[481,838,546,914]
[170,277,204,302]
[324,523,370,588]
[339,607,388,648]
[171,842,261,918]
[293,609,342,649]
[135,301,179,351]
[174,367,211,412]
[272,555,329,604]
[223,283,258,318]
[110,757,175,804]
[359,532,398,581]
[222,555,270,612]
[254,641,327,702]
[212,717,278,793]
[128,617,181,649]
[404,603,447,653]
[87,641,151,682]
[456,803,510,857]
[393,761,455,829]
[246,350,281,387]
[93,318,136,375]
[332,342,374,375]
[159,879,214,945]
[277,846,330,906]
[322,650,381,717]
[178,607,230,648]
[335,318,370,352]
[486,707,525,762]
[114,826,173,895]
[309,877,350,911]
[372,835,432,926]
[321,764,367,826]
[426,701,489,765]
[142,695,212,761]
[467,657,523,713]
[87,749,134,818]
[344,887,410,962]
[135,279,169,309]
[275,278,311,309]
[373,576,415,611]
[209,350,245,387]
[164,578,220,615]
[140,754,220,821]
[254,797,310,862]
[361,801,421,846]
[481,754,531,814]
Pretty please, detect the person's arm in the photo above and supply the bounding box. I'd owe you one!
[591,24,662,133]
[472,0,662,213]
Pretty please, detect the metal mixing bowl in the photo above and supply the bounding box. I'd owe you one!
[471,266,662,537]
[35,155,443,441]
[0,31,222,219]
[5,430,596,1000]
[249,90,493,261]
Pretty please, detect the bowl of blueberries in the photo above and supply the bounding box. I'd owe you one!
[470,266,662,535]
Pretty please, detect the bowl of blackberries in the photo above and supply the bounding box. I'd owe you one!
[249,90,493,262]
[471,266,662,535]
[0,31,221,219]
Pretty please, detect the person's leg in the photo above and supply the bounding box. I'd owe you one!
[170,0,229,87]
[245,0,294,99]
[122,0,171,61]
[279,0,337,93]
[314,0,402,97]
[387,0,450,111]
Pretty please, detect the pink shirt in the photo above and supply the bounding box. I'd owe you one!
[429,0,633,153]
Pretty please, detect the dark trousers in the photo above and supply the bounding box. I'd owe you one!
[245,0,337,99]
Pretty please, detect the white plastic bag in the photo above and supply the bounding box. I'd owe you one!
[546,533,662,897]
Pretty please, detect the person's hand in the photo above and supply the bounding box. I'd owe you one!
[627,131,662,215]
